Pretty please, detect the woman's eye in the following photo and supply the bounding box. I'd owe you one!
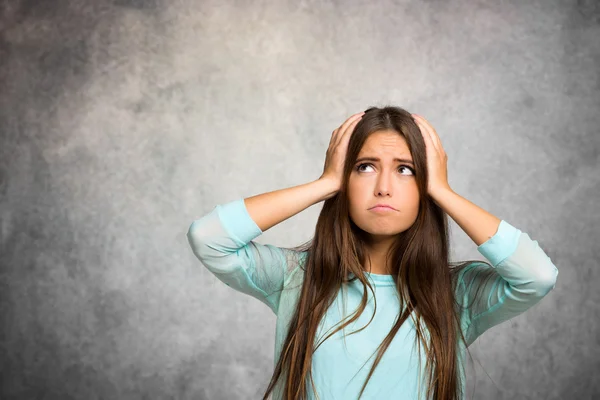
[356,163,414,175]
[355,163,370,172]
[398,166,415,175]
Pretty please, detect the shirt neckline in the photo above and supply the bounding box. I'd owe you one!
[348,271,397,286]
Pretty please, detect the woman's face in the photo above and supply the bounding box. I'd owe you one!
[347,130,420,241]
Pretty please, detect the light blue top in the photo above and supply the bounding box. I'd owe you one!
[187,198,558,399]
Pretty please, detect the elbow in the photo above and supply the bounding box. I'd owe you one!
[187,218,215,248]
[187,220,202,243]
[186,220,209,259]
[522,236,559,296]
[535,264,559,296]
[186,219,239,275]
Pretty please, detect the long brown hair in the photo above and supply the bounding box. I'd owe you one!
[261,105,494,399]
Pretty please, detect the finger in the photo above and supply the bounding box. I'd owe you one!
[415,117,439,154]
[330,113,362,149]
[328,128,338,148]
[338,112,365,136]
[334,115,362,149]
[334,118,360,151]
[428,128,443,155]
[413,117,431,147]
[416,115,444,152]
[334,123,360,158]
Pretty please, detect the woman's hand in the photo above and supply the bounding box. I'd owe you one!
[411,113,452,197]
[319,111,365,191]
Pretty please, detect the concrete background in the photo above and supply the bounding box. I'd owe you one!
[1,0,598,399]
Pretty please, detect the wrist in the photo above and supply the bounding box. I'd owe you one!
[316,177,340,200]
[429,185,455,205]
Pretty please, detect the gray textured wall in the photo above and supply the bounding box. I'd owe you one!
[1,0,598,399]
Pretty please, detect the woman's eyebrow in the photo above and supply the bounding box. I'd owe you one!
[355,156,414,165]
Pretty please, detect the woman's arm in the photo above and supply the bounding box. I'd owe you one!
[186,178,338,314]
[456,221,558,346]
[244,177,339,232]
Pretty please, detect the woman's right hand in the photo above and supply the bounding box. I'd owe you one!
[319,111,365,191]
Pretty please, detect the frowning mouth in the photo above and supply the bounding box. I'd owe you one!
[369,205,397,211]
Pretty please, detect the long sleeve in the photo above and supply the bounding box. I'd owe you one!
[456,220,559,346]
[186,198,303,315]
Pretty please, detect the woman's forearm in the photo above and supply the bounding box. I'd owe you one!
[244,178,339,232]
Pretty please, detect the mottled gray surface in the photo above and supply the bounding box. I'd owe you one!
[0,0,598,399]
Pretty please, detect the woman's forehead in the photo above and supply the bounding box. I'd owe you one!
[359,133,411,158]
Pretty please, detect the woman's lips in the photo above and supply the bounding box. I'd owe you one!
[370,205,397,212]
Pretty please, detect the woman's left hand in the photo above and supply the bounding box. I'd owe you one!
[411,113,452,197]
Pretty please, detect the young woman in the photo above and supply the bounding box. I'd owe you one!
[187,106,558,400]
